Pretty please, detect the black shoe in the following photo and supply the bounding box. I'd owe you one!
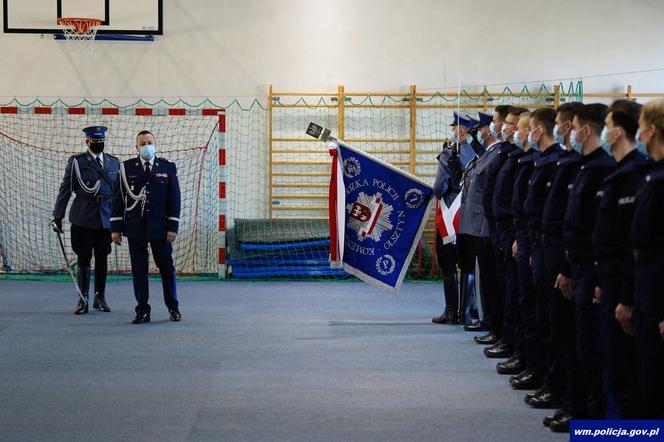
[74,266,90,315]
[474,332,499,345]
[509,369,531,384]
[432,309,458,325]
[169,310,181,322]
[511,372,544,390]
[484,342,512,358]
[525,387,547,404]
[529,391,563,409]
[463,319,484,332]
[549,412,574,433]
[132,313,151,324]
[497,357,524,375]
[93,291,111,312]
[74,295,89,315]
[543,408,566,427]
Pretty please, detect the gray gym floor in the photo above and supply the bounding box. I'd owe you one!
[0,279,567,441]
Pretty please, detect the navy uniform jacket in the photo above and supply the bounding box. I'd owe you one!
[110,157,181,240]
[53,152,120,230]
[524,144,564,233]
[433,141,475,206]
[541,150,582,238]
[563,148,616,252]
[458,141,501,238]
[592,149,649,306]
[511,149,540,228]
[483,142,516,233]
[492,146,523,221]
[630,159,664,320]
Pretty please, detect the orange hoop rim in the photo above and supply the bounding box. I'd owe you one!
[57,17,103,35]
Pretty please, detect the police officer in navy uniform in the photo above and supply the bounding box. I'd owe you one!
[482,108,525,361]
[52,126,120,315]
[457,107,505,335]
[630,98,664,419]
[110,130,181,324]
[558,104,615,428]
[506,111,541,389]
[432,112,476,324]
[591,100,648,419]
[540,102,584,431]
[522,108,565,405]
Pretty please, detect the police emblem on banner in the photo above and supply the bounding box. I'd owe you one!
[329,141,434,292]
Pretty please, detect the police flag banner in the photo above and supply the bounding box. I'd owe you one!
[435,193,461,245]
[328,141,434,292]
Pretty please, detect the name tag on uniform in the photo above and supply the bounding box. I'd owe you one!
[618,196,635,205]
[155,172,168,178]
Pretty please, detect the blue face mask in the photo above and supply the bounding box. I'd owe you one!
[527,131,539,151]
[570,129,584,154]
[513,130,523,149]
[477,128,486,145]
[501,127,511,142]
[490,122,500,139]
[635,129,649,156]
[140,144,156,161]
[600,126,612,154]
[553,123,566,147]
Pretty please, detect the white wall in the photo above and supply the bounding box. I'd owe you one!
[1,0,663,99]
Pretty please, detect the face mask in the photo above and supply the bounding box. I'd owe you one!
[600,126,616,154]
[465,133,473,144]
[477,129,486,145]
[635,129,649,156]
[513,130,523,149]
[501,126,511,141]
[139,144,156,161]
[89,141,104,154]
[527,131,539,151]
[490,122,500,138]
[553,123,567,147]
[570,129,584,154]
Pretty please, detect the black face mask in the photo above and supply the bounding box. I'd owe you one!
[89,141,105,154]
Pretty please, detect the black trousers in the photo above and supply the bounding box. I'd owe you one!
[544,244,580,413]
[569,249,605,419]
[597,269,640,419]
[70,224,111,293]
[496,224,520,352]
[531,238,562,393]
[435,231,458,276]
[633,264,664,419]
[128,238,178,315]
[515,228,544,375]
[473,235,498,332]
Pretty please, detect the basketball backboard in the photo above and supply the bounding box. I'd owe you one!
[3,0,162,35]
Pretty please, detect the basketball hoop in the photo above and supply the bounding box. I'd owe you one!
[57,17,103,50]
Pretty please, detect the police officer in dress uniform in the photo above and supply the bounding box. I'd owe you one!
[52,126,120,315]
[470,105,511,338]
[540,102,584,431]
[493,112,528,375]
[110,130,182,324]
[505,112,541,390]
[481,108,524,360]
[522,108,565,405]
[556,104,615,429]
[432,112,476,324]
[591,100,648,419]
[630,98,664,419]
[457,107,505,335]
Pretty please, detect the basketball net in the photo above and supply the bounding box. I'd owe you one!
[57,17,102,51]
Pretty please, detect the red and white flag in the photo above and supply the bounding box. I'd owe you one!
[435,192,461,244]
